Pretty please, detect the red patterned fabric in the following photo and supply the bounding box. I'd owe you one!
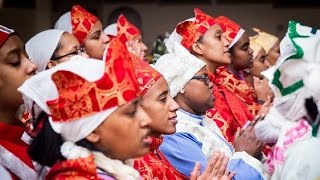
[132,54,161,95]
[0,25,14,48]
[71,4,98,45]
[134,136,188,180]
[46,37,139,122]
[176,8,216,51]
[206,69,255,143]
[215,16,241,44]
[0,122,35,179]
[117,14,141,42]
[46,155,99,180]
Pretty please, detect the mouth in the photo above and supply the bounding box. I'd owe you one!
[142,130,152,145]
[168,115,178,125]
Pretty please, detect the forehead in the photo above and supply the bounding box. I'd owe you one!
[204,24,222,36]
[143,76,168,97]
[89,21,102,34]
[235,33,249,47]
[60,33,80,46]
[0,35,23,57]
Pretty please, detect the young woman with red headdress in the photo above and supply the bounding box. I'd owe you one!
[0,25,38,179]
[54,4,110,60]
[19,37,152,179]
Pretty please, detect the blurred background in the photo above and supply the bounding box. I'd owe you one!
[0,0,319,54]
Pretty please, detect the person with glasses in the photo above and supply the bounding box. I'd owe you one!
[26,29,89,73]
[54,4,110,60]
[154,42,265,179]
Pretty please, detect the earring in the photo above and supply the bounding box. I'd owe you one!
[180,89,185,94]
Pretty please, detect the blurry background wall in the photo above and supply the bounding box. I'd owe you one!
[0,0,319,52]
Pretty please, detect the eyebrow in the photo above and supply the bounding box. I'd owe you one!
[158,90,168,98]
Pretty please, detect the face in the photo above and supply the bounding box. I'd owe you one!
[49,32,89,68]
[194,24,231,67]
[89,98,152,161]
[127,35,148,61]
[141,77,180,137]
[83,21,110,60]
[177,67,214,115]
[266,40,280,65]
[250,48,268,79]
[230,32,254,71]
[0,35,37,110]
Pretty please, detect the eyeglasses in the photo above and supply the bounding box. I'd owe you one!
[51,47,86,60]
[191,74,211,86]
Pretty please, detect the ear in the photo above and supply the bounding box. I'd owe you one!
[85,132,100,143]
[191,42,204,55]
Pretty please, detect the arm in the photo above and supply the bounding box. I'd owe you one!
[160,133,208,177]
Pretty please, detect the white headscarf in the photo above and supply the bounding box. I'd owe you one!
[54,12,72,33]
[18,55,114,142]
[154,42,206,98]
[26,29,65,73]
[103,23,118,37]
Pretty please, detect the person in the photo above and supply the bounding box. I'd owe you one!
[26,29,88,73]
[154,42,265,179]
[251,28,280,66]
[104,14,148,61]
[255,21,320,180]
[54,4,110,60]
[131,50,234,180]
[19,37,152,179]
[0,25,38,179]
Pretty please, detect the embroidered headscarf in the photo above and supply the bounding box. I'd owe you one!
[54,4,98,45]
[132,55,162,96]
[249,37,263,59]
[215,16,245,49]
[0,25,14,48]
[251,28,279,54]
[154,42,206,98]
[19,37,139,142]
[165,8,216,52]
[26,29,65,73]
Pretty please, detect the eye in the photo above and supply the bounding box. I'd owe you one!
[160,97,167,103]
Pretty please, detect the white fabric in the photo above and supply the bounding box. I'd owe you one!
[26,29,65,72]
[154,42,206,97]
[175,110,233,159]
[0,165,11,180]
[61,141,140,180]
[54,11,72,33]
[228,28,245,49]
[103,23,118,37]
[18,55,115,142]
[280,137,320,180]
[165,18,195,53]
[0,145,38,180]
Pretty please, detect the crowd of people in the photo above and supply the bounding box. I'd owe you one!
[0,4,319,180]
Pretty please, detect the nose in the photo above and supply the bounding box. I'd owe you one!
[26,58,38,74]
[264,59,271,69]
[248,46,254,55]
[222,34,230,48]
[141,42,148,51]
[169,96,180,112]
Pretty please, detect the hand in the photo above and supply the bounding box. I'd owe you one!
[254,77,272,102]
[257,95,273,117]
[190,152,235,180]
[234,119,264,158]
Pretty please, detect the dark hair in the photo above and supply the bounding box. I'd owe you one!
[28,112,99,168]
[107,6,142,30]
[28,112,64,167]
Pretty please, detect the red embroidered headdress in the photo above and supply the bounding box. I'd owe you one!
[71,4,98,45]
[132,54,162,96]
[0,25,14,48]
[176,8,216,51]
[117,14,141,42]
[18,37,139,142]
[215,16,245,48]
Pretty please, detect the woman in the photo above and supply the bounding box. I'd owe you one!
[0,25,38,179]
[54,4,110,60]
[251,28,280,66]
[19,37,152,179]
[153,42,265,179]
[104,15,148,61]
[26,29,88,72]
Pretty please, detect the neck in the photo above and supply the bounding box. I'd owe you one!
[196,56,219,73]
[0,107,19,126]
[175,96,205,116]
[244,73,254,87]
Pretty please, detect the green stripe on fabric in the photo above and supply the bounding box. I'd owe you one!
[311,27,318,35]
